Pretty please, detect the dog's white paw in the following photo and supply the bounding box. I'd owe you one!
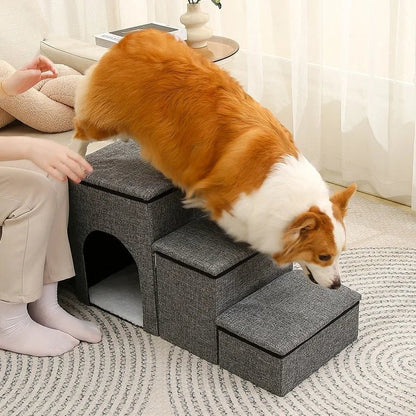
[113,134,130,143]
[69,138,90,157]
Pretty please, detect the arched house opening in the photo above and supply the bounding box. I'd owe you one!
[83,231,143,326]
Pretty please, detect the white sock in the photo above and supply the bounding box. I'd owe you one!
[0,300,79,357]
[28,282,102,343]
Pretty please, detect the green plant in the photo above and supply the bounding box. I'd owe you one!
[188,0,222,9]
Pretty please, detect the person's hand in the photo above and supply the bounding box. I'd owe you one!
[1,55,58,96]
[26,138,93,183]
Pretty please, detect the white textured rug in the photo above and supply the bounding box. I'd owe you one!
[1,247,415,416]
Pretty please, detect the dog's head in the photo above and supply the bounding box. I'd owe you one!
[273,184,356,289]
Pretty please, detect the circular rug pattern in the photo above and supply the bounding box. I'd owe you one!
[0,299,157,416]
[1,247,415,415]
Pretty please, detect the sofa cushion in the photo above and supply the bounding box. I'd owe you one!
[0,121,73,145]
[40,37,107,74]
[0,0,47,68]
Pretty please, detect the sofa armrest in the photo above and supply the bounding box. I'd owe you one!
[40,37,108,74]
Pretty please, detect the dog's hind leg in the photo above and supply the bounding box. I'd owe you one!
[70,118,120,156]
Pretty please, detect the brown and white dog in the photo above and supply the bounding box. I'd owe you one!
[71,29,356,289]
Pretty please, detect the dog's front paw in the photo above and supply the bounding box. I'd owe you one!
[69,138,90,156]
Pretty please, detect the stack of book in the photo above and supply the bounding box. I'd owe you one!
[95,22,187,48]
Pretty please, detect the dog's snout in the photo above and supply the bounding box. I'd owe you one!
[330,277,341,290]
[299,263,342,289]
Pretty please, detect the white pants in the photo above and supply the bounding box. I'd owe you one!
[0,160,75,303]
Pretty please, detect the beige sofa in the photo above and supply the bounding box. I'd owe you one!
[0,0,107,147]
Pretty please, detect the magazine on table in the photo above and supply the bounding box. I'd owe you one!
[95,22,187,47]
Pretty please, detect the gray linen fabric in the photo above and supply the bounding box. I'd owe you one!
[217,271,361,395]
[83,140,174,201]
[153,218,291,363]
[152,218,258,276]
[68,141,195,335]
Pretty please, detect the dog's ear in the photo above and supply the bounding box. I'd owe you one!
[284,212,318,243]
[330,184,357,217]
[273,211,318,264]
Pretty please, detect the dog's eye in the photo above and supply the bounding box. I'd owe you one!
[319,254,332,262]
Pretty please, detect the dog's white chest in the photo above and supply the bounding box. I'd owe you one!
[217,154,332,254]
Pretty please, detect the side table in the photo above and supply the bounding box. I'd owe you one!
[190,35,239,62]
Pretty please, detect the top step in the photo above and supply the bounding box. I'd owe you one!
[84,140,176,202]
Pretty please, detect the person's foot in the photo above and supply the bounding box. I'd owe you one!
[0,301,79,357]
[28,283,102,343]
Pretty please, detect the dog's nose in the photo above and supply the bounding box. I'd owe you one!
[330,278,341,290]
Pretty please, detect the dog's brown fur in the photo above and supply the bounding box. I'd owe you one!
[74,29,298,218]
[73,29,356,288]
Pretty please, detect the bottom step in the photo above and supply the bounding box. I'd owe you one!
[216,270,361,396]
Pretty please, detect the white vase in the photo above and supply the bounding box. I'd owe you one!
[180,3,213,48]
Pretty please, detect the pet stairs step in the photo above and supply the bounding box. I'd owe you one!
[216,270,361,396]
[68,140,361,396]
[152,217,290,364]
[69,140,197,335]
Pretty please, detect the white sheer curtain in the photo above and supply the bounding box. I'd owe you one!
[38,0,416,209]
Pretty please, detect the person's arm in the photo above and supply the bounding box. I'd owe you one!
[0,136,93,183]
[0,55,58,96]
[0,56,92,183]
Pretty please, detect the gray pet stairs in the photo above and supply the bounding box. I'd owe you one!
[68,141,360,396]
